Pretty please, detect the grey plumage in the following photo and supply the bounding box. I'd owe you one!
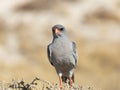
[47,24,78,85]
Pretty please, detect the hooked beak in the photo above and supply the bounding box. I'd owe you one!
[55,28,61,35]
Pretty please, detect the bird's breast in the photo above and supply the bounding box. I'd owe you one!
[51,40,75,67]
[52,40,72,57]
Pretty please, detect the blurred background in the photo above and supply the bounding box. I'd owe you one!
[0,0,120,90]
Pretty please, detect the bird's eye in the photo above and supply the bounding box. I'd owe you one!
[60,28,64,30]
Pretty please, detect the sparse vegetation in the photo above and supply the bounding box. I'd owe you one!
[0,77,99,90]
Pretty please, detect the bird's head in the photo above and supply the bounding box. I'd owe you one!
[52,24,67,38]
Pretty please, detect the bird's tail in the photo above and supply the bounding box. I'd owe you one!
[62,74,74,84]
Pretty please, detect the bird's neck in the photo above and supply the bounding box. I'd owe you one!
[52,35,70,43]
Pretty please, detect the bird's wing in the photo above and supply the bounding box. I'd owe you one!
[72,42,78,67]
[47,44,54,66]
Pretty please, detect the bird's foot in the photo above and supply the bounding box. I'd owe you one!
[60,85,62,90]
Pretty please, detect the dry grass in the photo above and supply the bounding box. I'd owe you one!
[0,78,100,90]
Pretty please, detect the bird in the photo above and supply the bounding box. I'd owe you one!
[47,24,78,89]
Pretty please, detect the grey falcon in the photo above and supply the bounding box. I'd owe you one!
[47,24,78,89]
